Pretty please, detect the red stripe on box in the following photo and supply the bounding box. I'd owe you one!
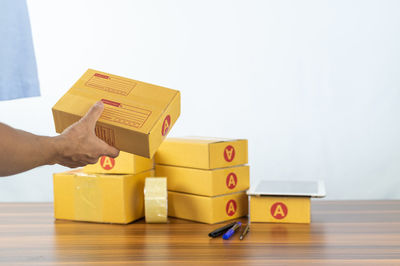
[101,99,121,107]
[94,73,109,79]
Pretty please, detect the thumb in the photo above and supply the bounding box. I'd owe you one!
[81,101,104,128]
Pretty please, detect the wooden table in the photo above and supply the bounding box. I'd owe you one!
[1,201,400,265]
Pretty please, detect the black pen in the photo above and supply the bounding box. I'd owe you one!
[208,222,236,238]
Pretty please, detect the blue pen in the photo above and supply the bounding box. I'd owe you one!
[222,222,242,240]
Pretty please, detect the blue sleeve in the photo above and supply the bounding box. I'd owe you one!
[0,0,40,101]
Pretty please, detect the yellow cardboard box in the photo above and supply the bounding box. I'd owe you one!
[250,196,310,224]
[156,164,249,196]
[83,151,154,174]
[53,169,154,224]
[168,191,248,224]
[155,137,248,169]
[52,69,180,158]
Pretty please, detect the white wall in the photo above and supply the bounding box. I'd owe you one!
[0,0,399,201]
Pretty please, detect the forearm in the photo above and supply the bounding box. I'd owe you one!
[0,123,58,176]
[0,102,118,177]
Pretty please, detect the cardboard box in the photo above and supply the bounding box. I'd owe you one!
[250,196,310,224]
[52,69,180,158]
[168,191,248,224]
[155,137,248,169]
[53,169,154,224]
[83,151,154,174]
[156,164,250,196]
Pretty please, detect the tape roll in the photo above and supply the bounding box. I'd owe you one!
[144,177,168,223]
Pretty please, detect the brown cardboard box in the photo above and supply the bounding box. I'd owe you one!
[168,191,248,224]
[156,164,249,196]
[83,151,154,174]
[53,169,154,224]
[250,196,310,224]
[52,69,180,158]
[155,137,248,169]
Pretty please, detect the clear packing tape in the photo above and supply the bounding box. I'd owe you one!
[144,177,168,223]
[74,172,104,222]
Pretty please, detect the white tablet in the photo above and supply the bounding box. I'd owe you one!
[247,180,326,198]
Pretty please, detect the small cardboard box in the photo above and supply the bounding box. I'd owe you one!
[83,151,154,174]
[247,180,325,224]
[168,191,248,224]
[52,69,180,158]
[156,164,250,196]
[155,137,248,169]
[250,196,310,224]
[53,169,154,224]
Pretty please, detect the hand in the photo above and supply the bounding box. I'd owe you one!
[53,101,119,168]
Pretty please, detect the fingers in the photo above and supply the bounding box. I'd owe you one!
[80,101,104,129]
[83,156,99,165]
[108,146,120,158]
[59,155,100,168]
[60,147,119,168]
[89,131,120,158]
[60,161,86,168]
[100,143,120,158]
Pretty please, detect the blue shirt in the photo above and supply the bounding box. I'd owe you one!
[0,0,40,101]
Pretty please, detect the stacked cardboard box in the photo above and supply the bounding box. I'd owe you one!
[53,151,154,224]
[52,69,180,224]
[155,137,249,224]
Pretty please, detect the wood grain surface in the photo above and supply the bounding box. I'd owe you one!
[1,201,400,265]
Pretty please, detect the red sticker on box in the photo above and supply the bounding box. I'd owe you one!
[224,145,235,162]
[94,73,109,79]
[226,172,237,189]
[270,202,288,219]
[161,115,171,136]
[226,199,237,216]
[100,156,115,170]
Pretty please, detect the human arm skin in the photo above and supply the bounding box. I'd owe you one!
[0,101,119,176]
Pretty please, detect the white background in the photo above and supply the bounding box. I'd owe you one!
[0,0,399,201]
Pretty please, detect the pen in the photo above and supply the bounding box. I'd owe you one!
[208,222,236,238]
[222,222,242,240]
[239,223,250,240]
